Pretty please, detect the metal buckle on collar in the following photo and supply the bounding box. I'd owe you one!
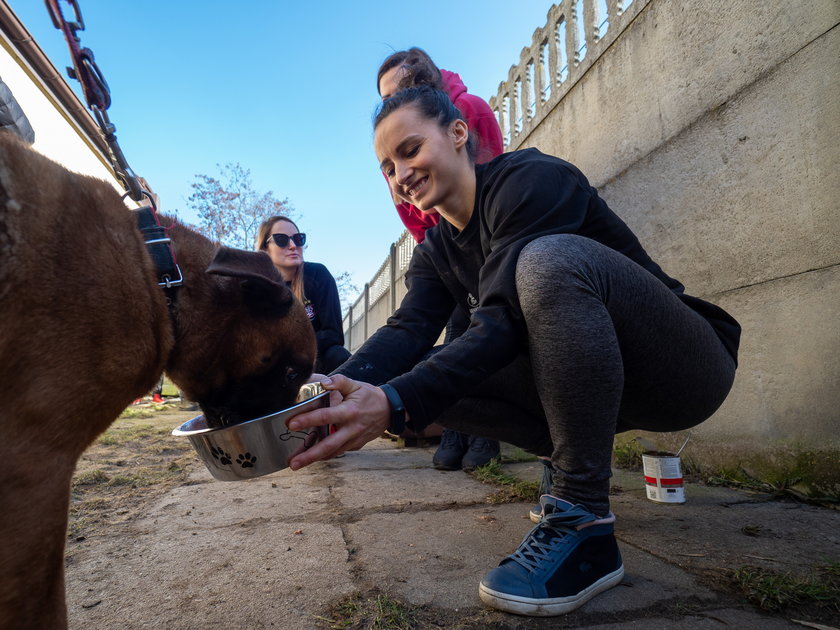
[133,205,184,291]
[160,266,184,289]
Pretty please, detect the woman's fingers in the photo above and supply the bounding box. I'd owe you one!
[289,375,359,431]
[289,431,346,469]
[287,405,338,431]
[287,377,392,470]
[319,374,357,395]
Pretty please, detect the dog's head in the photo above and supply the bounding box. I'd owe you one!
[166,246,317,428]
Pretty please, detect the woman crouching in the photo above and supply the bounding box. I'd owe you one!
[287,86,740,616]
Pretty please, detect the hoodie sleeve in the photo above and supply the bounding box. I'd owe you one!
[387,158,592,430]
[332,243,454,389]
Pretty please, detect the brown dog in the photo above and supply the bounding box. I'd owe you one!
[0,132,317,628]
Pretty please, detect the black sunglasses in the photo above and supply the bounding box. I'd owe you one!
[267,233,306,248]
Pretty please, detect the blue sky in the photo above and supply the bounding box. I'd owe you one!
[8,1,555,291]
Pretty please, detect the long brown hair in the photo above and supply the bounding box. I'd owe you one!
[376,47,443,95]
[255,215,305,302]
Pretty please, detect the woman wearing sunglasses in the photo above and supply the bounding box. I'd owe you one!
[287,87,740,616]
[256,215,350,373]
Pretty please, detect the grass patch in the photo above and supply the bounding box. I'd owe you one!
[68,412,195,541]
[97,423,159,445]
[612,434,840,507]
[105,475,136,487]
[500,447,537,463]
[74,469,110,485]
[707,463,840,507]
[161,379,179,397]
[613,438,645,470]
[703,465,831,503]
[317,592,417,630]
[118,406,166,419]
[469,459,539,504]
[733,563,840,612]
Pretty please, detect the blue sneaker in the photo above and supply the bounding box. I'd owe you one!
[480,496,624,616]
[529,458,555,523]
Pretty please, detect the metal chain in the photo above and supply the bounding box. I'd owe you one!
[45,0,144,201]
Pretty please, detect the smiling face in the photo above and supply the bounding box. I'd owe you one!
[374,104,472,226]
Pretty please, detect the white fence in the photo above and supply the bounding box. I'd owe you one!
[342,230,416,352]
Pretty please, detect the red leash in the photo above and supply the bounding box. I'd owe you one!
[45,0,182,290]
[44,0,144,203]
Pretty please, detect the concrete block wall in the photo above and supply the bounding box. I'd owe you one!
[493,0,840,447]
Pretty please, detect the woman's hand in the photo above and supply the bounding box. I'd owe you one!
[307,372,345,406]
[287,374,391,470]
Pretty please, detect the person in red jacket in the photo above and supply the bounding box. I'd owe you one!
[377,49,503,243]
[376,48,503,472]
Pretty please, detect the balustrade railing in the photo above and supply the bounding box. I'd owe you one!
[343,0,647,351]
[489,0,644,151]
[342,230,416,352]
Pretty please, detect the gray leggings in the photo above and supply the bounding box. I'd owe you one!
[435,235,736,516]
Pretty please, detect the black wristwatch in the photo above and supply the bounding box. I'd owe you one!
[379,383,406,435]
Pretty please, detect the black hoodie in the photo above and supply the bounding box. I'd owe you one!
[335,149,740,431]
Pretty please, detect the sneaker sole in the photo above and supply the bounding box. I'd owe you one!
[432,462,462,471]
[478,565,624,616]
[461,455,500,472]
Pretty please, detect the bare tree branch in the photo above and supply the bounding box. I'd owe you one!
[186,163,297,249]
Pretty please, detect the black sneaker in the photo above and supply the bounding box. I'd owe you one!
[432,429,469,470]
[461,436,501,471]
[529,458,555,523]
[479,496,624,616]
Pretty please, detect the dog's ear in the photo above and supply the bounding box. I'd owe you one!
[206,247,294,317]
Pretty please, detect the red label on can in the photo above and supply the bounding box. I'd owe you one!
[644,476,684,486]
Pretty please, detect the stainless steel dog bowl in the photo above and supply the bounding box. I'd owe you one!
[172,383,330,481]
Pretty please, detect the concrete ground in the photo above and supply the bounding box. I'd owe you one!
[65,438,839,629]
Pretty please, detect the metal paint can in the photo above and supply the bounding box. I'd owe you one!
[642,451,686,504]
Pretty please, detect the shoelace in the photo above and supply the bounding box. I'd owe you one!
[468,437,495,450]
[509,507,596,573]
[538,459,554,495]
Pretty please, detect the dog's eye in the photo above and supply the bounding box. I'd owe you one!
[259,355,272,366]
[286,368,299,381]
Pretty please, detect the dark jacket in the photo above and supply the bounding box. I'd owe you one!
[302,261,345,360]
[336,149,741,431]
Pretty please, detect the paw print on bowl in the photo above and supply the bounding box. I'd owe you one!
[210,446,232,465]
[237,453,257,468]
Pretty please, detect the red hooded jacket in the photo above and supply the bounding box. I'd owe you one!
[389,70,504,243]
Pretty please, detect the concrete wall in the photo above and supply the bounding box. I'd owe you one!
[493,0,839,447]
